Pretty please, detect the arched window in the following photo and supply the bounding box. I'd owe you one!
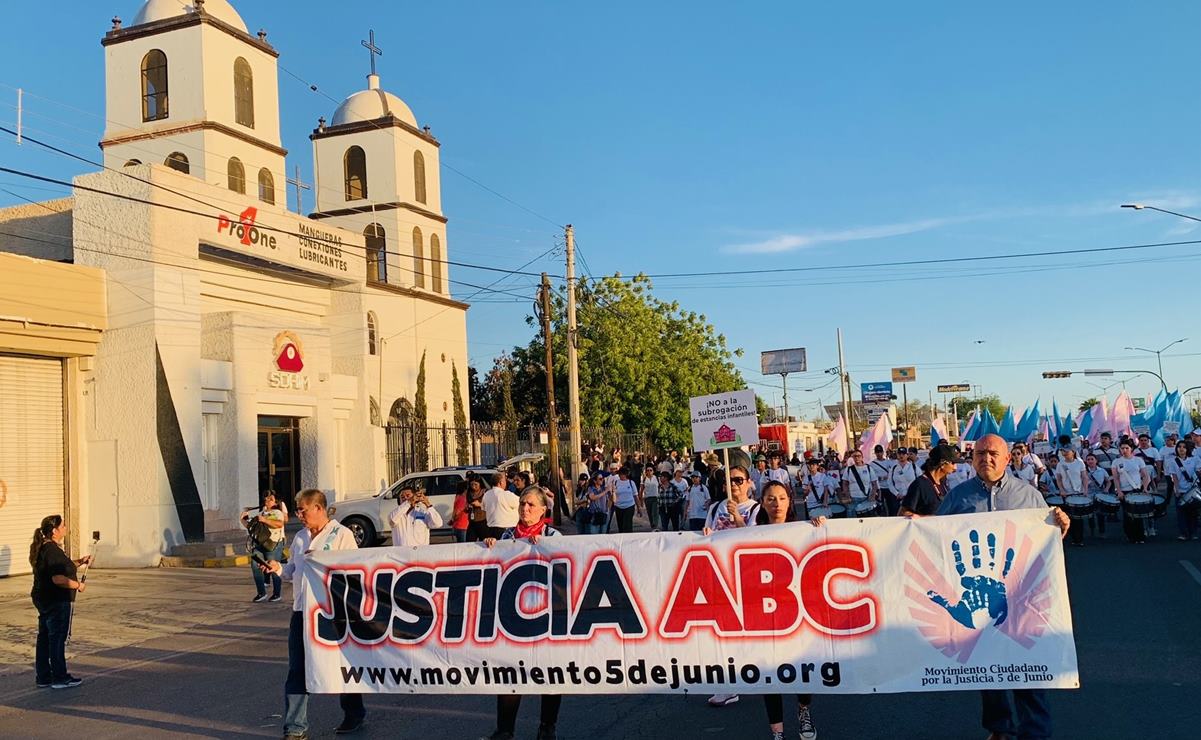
[364,223,387,283]
[227,157,246,194]
[430,234,443,294]
[141,50,169,122]
[234,57,254,128]
[344,146,367,201]
[257,168,275,204]
[123,159,142,167]
[165,152,189,174]
[369,396,381,426]
[411,227,425,289]
[366,311,379,355]
[413,150,427,204]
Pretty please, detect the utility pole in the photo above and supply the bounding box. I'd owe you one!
[564,225,582,485]
[538,273,562,524]
[837,328,852,452]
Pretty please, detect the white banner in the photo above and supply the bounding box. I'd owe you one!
[302,510,1079,695]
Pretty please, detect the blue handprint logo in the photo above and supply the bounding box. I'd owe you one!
[926,530,1015,630]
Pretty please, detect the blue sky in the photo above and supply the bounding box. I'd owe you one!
[3,1,1201,420]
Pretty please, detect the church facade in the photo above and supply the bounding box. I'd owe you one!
[0,0,470,567]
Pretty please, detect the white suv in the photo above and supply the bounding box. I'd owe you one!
[331,453,545,547]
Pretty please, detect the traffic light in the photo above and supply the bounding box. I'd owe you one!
[1041,371,1072,379]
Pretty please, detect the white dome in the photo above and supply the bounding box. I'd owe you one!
[132,0,248,33]
[332,75,418,128]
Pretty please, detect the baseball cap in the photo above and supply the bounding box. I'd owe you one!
[928,446,961,467]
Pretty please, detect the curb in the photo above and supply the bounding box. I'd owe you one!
[160,555,251,568]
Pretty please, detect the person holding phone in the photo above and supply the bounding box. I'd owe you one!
[29,514,92,689]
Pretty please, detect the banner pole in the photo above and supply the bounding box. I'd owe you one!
[721,446,731,491]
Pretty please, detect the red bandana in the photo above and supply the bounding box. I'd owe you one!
[514,519,547,540]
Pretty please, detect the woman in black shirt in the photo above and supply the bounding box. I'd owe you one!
[29,514,90,689]
[901,446,960,517]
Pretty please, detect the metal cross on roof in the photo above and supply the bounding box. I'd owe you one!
[361,29,383,76]
[287,165,311,215]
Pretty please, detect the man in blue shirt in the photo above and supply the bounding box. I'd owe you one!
[936,434,1069,740]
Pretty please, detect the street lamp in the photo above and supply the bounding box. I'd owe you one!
[1121,203,1201,223]
[1122,338,1187,382]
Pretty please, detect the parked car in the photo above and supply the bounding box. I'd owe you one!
[331,453,545,547]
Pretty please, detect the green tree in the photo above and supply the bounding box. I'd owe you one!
[1078,397,1099,413]
[491,274,748,450]
[451,361,469,464]
[414,351,429,470]
[950,393,1008,428]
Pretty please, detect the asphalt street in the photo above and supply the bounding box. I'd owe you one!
[1,532,1199,739]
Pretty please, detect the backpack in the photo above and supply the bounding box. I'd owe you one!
[246,511,277,552]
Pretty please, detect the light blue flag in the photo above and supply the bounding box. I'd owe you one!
[1017,399,1042,441]
[999,407,1017,442]
[978,409,1001,438]
[1078,404,1095,441]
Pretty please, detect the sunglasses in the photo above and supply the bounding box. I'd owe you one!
[729,476,747,485]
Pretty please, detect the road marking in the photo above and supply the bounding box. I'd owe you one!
[1180,560,1201,588]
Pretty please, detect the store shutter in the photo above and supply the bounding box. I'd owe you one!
[0,355,65,577]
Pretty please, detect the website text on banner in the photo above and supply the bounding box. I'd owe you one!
[301,509,1079,695]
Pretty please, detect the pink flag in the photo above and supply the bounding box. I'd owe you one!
[1088,399,1109,444]
[826,414,847,454]
[1109,392,1134,439]
[859,412,894,459]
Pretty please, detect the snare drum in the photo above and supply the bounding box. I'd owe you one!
[1152,494,1169,519]
[1063,495,1095,519]
[808,505,832,520]
[1094,493,1121,515]
[1123,493,1155,519]
[1045,495,1065,507]
[828,503,847,519]
[853,499,883,518]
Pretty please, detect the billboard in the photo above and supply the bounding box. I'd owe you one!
[892,367,917,383]
[937,384,972,394]
[861,382,894,403]
[761,348,807,375]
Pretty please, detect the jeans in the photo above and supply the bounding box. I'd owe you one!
[252,541,285,597]
[284,611,364,734]
[584,511,608,535]
[495,694,562,733]
[644,497,660,529]
[763,694,812,724]
[34,599,71,683]
[453,528,469,543]
[880,490,899,517]
[980,689,1051,740]
[660,501,682,531]
[614,505,635,533]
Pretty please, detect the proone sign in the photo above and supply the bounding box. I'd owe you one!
[208,207,366,283]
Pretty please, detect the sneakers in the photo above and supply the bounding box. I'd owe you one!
[334,715,365,734]
[535,723,557,740]
[253,593,269,603]
[51,675,83,689]
[35,679,51,688]
[771,732,785,740]
[798,705,817,740]
[269,594,283,602]
[708,693,739,707]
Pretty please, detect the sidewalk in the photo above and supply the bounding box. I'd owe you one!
[0,567,259,674]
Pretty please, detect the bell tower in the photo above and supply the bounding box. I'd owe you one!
[309,31,449,295]
[100,0,286,204]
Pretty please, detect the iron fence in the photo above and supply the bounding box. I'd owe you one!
[384,421,651,482]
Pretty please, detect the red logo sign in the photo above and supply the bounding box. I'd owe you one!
[713,424,737,444]
[273,331,304,372]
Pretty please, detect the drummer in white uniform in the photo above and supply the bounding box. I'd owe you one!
[801,459,833,518]
[1114,441,1152,544]
[1056,447,1090,546]
[841,450,880,514]
[889,448,920,517]
[1083,453,1112,538]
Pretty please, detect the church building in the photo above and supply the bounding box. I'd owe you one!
[0,0,470,569]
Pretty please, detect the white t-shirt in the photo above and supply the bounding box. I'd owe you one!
[1165,455,1199,494]
[1056,458,1087,495]
[1093,446,1119,470]
[1113,456,1147,492]
[1009,463,1038,486]
[1085,466,1109,495]
[844,464,876,498]
[869,459,896,490]
[390,500,444,547]
[805,472,835,506]
[766,467,792,488]
[704,498,761,532]
[641,475,660,499]
[281,518,358,611]
[1135,446,1161,474]
[686,485,711,519]
[947,463,975,489]
[890,461,919,495]
[483,486,520,527]
[613,478,638,508]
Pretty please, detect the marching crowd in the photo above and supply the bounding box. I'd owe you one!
[34,426,1195,739]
